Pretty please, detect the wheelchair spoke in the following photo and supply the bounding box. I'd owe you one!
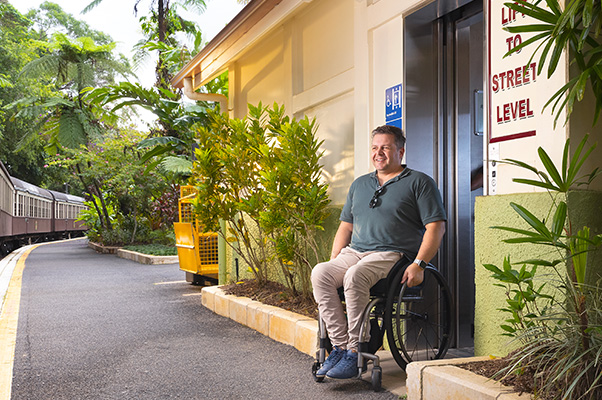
[385,263,454,369]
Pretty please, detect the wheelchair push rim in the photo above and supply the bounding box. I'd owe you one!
[384,265,454,369]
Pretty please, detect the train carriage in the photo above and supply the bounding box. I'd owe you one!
[0,162,15,243]
[11,177,54,238]
[49,190,87,234]
[1,161,87,256]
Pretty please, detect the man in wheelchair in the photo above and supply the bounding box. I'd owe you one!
[311,125,446,380]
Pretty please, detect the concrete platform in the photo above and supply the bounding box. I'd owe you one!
[201,285,409,396]
[201,285,530,399]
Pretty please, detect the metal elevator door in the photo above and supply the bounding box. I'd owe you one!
[405,0,483,349]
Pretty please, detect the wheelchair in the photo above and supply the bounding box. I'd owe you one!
[311,255,454,391]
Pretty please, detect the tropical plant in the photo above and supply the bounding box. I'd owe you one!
[484,257,554,340]
[192,106,271,284]
[191,103,331,296]
[486,135,602,399]
[0,1,116,185]
[504,0,602,126]
[8,32,130,153]
[84,78,225,176]
[25,1,114,45]
[20,33,130,96]
[256,103,331,298]
[77,194,117,242]
[134,4,202,76]
[51,128,177,245]
[83,0,207,88]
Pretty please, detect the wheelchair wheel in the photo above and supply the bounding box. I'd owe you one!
[371,366,382,391]
[384,266,453,369]
[312,361,324,382]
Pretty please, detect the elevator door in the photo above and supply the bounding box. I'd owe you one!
[405,0,483,349]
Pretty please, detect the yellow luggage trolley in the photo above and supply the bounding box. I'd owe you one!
[174,186,219,285]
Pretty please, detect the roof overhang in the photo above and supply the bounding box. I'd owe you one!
[171,0,311,91]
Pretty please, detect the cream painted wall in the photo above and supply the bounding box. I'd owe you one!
[302,92,355,205]
[296,0,354,92]
[371,19,403,128]
[351,15,405,177]
[232,27,290,119]
[229,0,355,205]
[354,0,432,177]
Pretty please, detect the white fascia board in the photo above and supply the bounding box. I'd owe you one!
[292,68,354,115]
[194,0,313,89]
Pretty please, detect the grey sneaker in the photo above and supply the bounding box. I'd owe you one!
[326,349,359,379]
[315,346,345,378]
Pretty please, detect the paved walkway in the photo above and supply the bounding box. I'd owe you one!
[0,239,403,399]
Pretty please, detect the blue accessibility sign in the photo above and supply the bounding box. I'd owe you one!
[385,84,402,129]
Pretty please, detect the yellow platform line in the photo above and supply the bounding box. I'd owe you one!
[0,245,40,400]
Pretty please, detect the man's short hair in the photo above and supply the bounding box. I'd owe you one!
[371,125,406,149]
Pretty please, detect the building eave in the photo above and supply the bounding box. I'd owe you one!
[171,0,284,90]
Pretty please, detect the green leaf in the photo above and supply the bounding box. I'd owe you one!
[484,263,503,275]
[551,201,567,239]
[505,1,558,24]
[137,136,186,149]
[569,227,590,285]
[512,178,557,190]
[538,147,565,190]
[504,158,540,174]
[510,202,552,238]
[160,156,193,174]
[518,259,563,267]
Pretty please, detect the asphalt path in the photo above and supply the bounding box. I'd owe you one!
[10,239,399,399]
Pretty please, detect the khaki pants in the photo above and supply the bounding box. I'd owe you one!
[311,247,402,349]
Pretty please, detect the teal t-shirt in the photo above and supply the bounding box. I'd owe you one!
[340,167,446,258]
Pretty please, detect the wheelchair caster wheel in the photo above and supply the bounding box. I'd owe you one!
[371,366,382,391]
[312,361,324,382]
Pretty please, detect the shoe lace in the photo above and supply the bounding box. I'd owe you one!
[338,352,358,369]
[325,347,344,364]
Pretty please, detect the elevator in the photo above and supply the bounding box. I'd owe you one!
[405,0,484,349]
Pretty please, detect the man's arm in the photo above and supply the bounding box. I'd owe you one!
[401,220,445,287]
[330,221,353,259]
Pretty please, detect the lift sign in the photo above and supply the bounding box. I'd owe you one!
[385,84,402,129]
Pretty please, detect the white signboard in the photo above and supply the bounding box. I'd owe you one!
[488,1,541,143]
[487,0,567,195]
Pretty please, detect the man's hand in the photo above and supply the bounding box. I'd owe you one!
[402,220,445,287]
[401,263,424,287]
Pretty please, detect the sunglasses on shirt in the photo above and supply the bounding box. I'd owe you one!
[369,186,386,208]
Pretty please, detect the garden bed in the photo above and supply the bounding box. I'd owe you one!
[222,279,318,320]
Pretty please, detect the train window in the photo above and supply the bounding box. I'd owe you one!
[16,194,24,217]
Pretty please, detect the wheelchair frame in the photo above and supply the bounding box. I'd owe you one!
[311,256,454,391]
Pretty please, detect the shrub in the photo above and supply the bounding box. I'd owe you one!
[191,102,331,297]
[487,136,602,399]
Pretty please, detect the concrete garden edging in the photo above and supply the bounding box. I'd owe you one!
[88,241,120,254]
[87,242,178,264]
[200,285,318,356]
[406,357,532,399]
[116,248,178,265]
